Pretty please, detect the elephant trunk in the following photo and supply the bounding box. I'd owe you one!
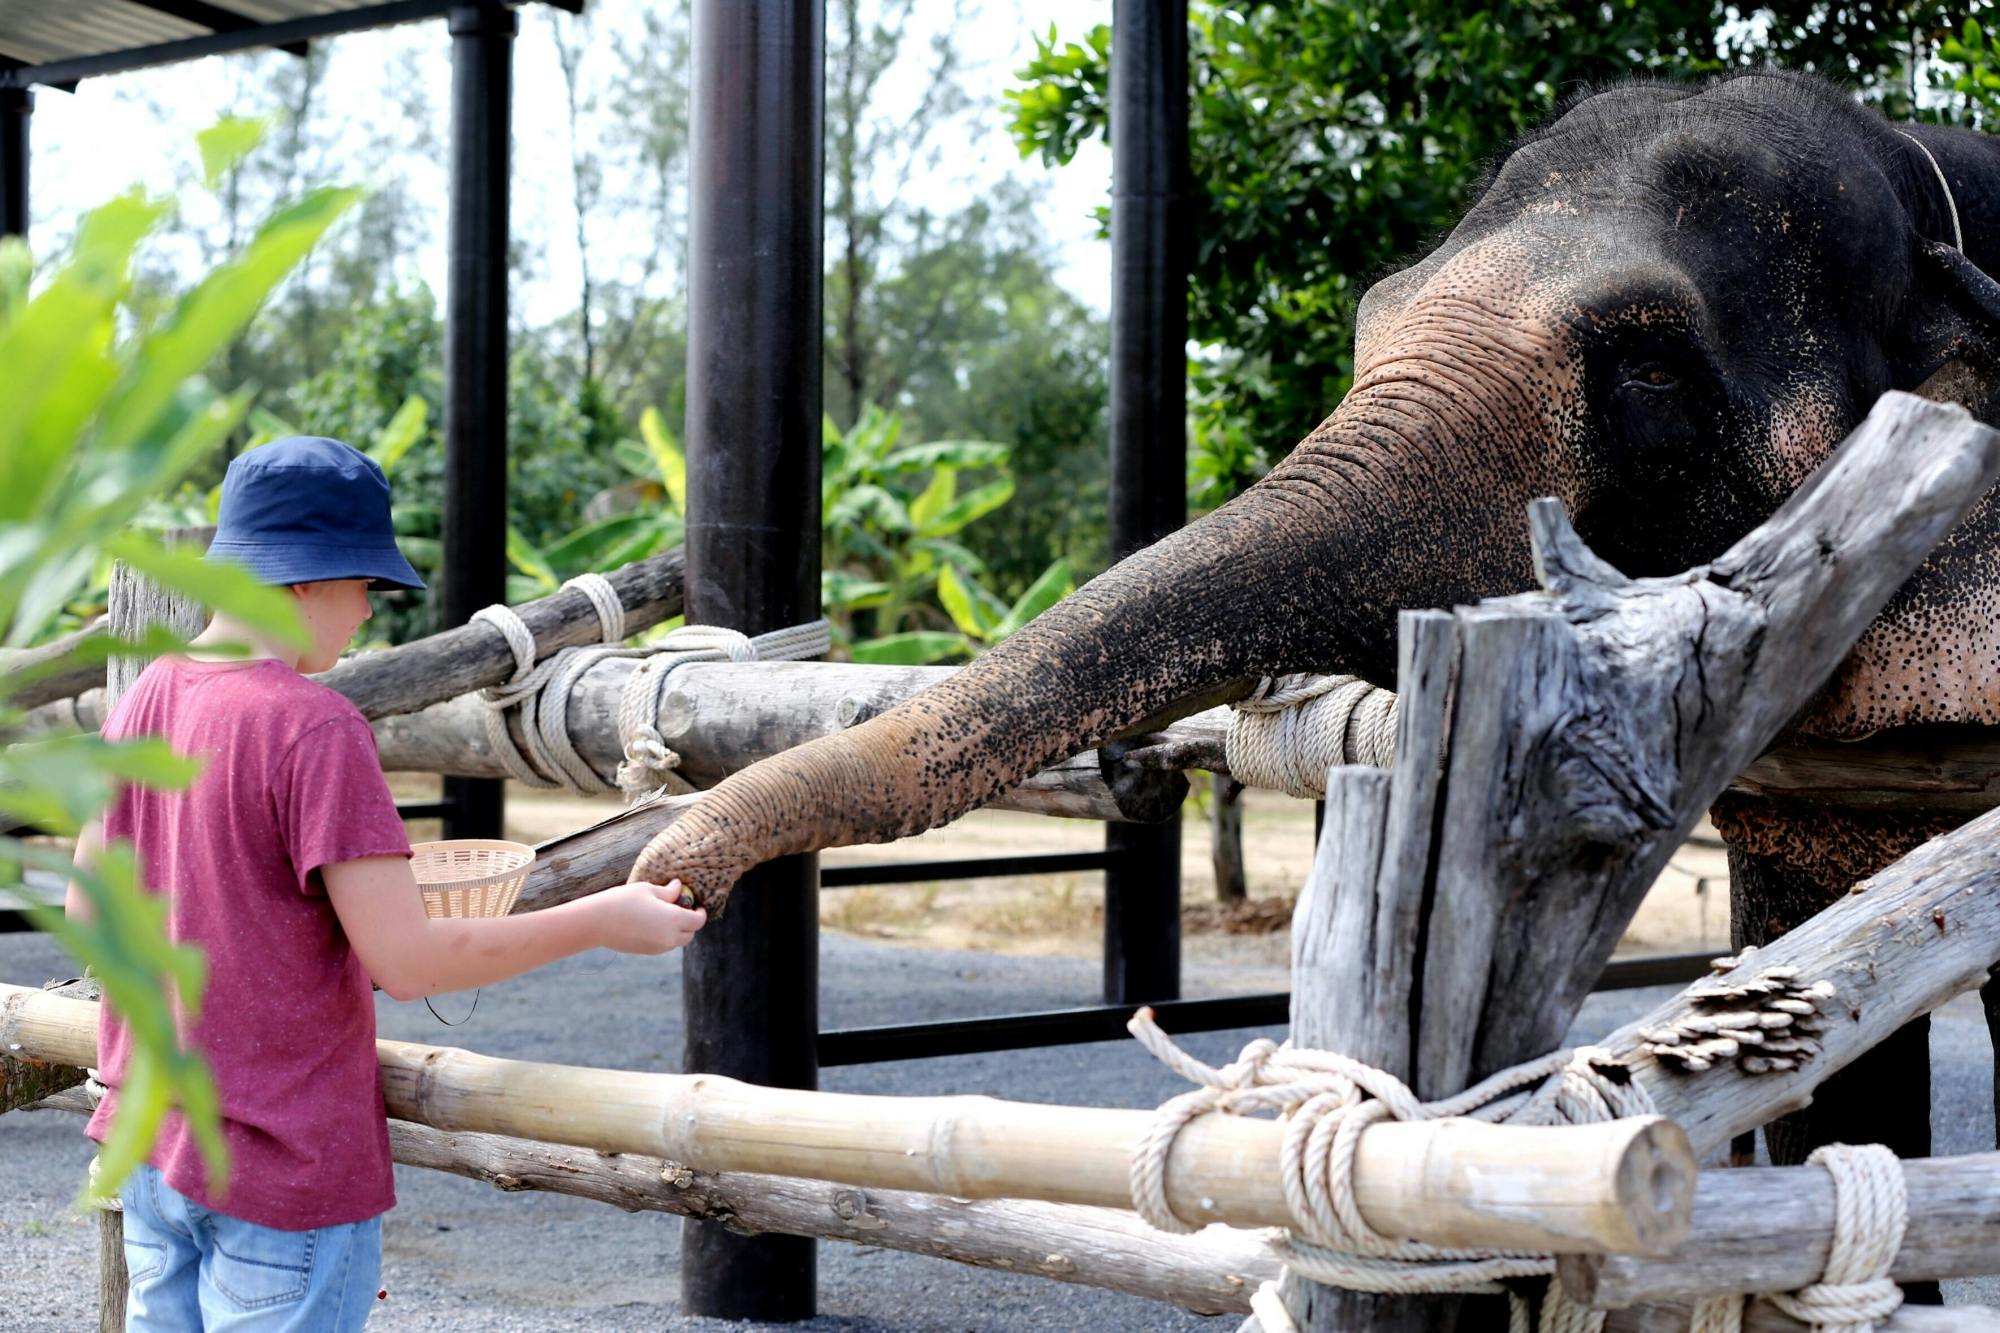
[632,378,1538,907]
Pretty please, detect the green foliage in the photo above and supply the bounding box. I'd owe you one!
[1009,2,1974,509]
[1941,17,2000,123]
[516,400,1067,665]
[0,122,346,1203]
[252,290,632,643]
[819,405,1054,663]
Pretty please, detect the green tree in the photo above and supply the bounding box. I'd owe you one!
[1009,2,1972,509]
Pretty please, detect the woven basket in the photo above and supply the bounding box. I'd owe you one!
[409,840,536,920]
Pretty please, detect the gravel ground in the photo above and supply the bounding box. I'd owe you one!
[1,927,1993,1330]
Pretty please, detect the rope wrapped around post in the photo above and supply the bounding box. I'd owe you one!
[614,619,831,801]
[1127,1013,1917,1333]
[472,574,648,795]
[1125,1009,1650,1333]
[1688,1144,1909,1333]
[1225,674,1398,798]
[468,575,829,801]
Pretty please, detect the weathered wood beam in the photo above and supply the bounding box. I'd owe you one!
[1604,1300,2000,1332]
[1547,796,2000,1164]
[373,659,1189,824]
[35,661,2000,822]
[1123,691,2000,818]
[0,983,1694,1256]
[315,545,685,721]
[1274,392,2000,1333]
[1563,1153,2000,1307]
[0,621,108,712]
[27,1085,1276,1316]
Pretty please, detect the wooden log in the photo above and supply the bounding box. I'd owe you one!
[1123,683,2000,819]
[28,1086,1277,1316]
[388,1123,1276,1316]
[1547,798,2000,1162]
[1274,393,2000,1333]
[0,620,108,712]
[371,659,1189,823]
[0,982,1694,1256]
[9,687,107,739]
[1563,1153,2000,1306]
[314,545,684,720]
[1604,1301,2000,1332]
[1728,730,2000,813]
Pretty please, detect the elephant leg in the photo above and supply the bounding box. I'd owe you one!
[1727,842,1941,1305]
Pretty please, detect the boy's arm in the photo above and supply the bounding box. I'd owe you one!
[63,820,104,922]
[324,855,704,1001]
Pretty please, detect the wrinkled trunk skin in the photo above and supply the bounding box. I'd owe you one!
[633,351,1560,904]
[633,458,1381,902]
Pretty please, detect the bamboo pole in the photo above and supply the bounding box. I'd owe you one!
[25,1086,1276,1316]
[1563,1153,2000,1307]
[0,983,1694,1256]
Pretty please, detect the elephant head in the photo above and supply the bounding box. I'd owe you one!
[635,70,2000,907]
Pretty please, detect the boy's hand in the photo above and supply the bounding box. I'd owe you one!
[591,881,707,955]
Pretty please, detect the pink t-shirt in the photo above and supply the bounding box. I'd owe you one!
[86,655,412,1230]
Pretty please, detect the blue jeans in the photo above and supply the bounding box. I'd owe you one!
[119,1164,382,1332]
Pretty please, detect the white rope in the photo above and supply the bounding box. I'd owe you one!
[1694,1144,1907,1333]
[1896,129,1963,253]
[1127,1009,1653,1333]
[1226,674,1398,798]
[613,619,831,802]
[472,574,647,795]
[468,575,830,801]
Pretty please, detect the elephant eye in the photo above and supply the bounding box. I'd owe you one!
[1620,361,1681,394]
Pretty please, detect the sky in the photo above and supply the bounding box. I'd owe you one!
[19,0,1117,323]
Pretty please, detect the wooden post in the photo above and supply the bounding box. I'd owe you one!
[1210,773,1247,902]
[1276,393,2000,1331]
[440,0,516,842]
[679,0,824,1317]
[1104,0,1190,1006]
[99,525,214,1333]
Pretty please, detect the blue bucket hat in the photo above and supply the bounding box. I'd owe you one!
[208,436,427,591]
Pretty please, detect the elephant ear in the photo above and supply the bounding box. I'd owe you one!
[1901,241,2000,417]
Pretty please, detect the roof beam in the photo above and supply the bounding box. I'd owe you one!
[0,0,569,89]
[123,1,311,57]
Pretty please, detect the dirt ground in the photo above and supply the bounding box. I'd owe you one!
[392,777,1735,969]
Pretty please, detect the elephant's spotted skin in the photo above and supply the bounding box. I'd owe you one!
[637,72,2000,1192]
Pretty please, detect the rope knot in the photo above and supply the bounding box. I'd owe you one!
[614,619,831,802]
[1225,673,1399,798]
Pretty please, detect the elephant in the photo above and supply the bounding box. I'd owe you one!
[634,68,2000,1265]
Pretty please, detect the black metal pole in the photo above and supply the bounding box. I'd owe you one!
[0,88,29,240]
[679,0,823,1320]
[440,1,513,841]
[1103,0,1189,1005]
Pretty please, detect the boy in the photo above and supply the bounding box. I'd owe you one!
[66,436,705,1331]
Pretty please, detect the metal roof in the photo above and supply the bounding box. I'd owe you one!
[0,0,578,89]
